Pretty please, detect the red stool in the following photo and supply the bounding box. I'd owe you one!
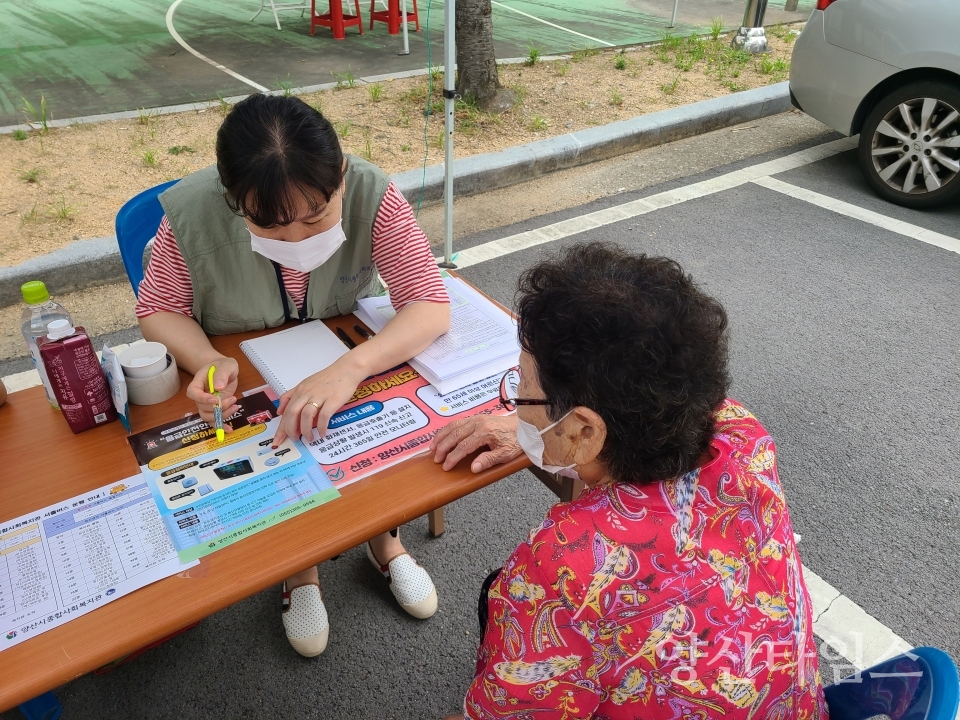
[312,0,363,38]
[368,0,418,34]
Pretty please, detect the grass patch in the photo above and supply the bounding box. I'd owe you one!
[13,129,28,141]
[19,168,42,184]
[136,108,155,126]
[614,51,627,71]
[47,196,76,222]
[361,130,373,161]
[141,149,159,167]
[335,121,352,138]
[571,46,601,63]
[525,42,543,66]
[20,203,39,226]
[334,69,357,89]
[368,83,384,103]
[527,115,548,132]
[21,96,50,135]
[710,16,724,41]
[167,145,195,155]
[609,88,624,106]
[661,74,681,95]
[757,56,790,78]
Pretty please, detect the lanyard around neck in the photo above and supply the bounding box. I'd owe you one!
[272,262,309,323]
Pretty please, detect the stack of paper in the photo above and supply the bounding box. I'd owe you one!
[355,277,520,394]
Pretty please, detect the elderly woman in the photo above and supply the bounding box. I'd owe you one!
[432,243,827,719]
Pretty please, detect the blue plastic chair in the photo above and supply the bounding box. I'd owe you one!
[18,691,61,720]
[115,179,179,296]
[825,646,960,720]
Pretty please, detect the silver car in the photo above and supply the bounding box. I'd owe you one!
[789,0,960,208]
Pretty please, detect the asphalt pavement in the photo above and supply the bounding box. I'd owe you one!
[3,133,959,718]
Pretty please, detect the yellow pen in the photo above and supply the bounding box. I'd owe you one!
[207,365,225,443]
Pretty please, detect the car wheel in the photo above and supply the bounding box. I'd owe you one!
[858,81,960,209]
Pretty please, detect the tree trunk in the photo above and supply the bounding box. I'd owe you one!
[455,0,516,112]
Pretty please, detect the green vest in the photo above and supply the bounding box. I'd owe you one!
[158,155,389,335]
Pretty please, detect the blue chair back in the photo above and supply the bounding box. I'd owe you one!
[18,691,61,720]
[115,179,179,296]
[825,646,960,720]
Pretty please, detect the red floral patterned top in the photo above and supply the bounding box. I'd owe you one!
[465,399,828,720]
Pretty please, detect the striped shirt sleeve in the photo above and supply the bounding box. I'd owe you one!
[135,216,195,318]
[135,182,448,320]
[372,182,449,310]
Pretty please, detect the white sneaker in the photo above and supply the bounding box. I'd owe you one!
[366,543,438,619]
[281,582,329,657]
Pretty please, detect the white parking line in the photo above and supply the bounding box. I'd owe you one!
[803,565,912,672]
[166,0,270,92]
[453,137,858,268]
[753,176,960,255]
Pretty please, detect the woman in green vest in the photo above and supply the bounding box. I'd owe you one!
[136,94,451,657]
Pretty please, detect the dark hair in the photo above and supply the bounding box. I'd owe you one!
[215,94,344,228]
[515,242,730,485]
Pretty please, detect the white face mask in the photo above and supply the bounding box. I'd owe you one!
[248,192,347,273]
[516,409,581,480]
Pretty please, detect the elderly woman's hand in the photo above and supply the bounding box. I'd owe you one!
[431,414,523,472]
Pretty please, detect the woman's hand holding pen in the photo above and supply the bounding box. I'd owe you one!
[272,356,367,446]
[186,356,240,430]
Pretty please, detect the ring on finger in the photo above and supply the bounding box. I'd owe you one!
[307,401,321,412]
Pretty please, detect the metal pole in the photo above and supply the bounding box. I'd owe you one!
[666,0,679,28]
[731,0,768,53]
[439,0,456,267]
[398,0,409,55]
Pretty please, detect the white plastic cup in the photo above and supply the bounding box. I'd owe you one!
[119,342,169,379]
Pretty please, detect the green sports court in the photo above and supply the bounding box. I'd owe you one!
[0,0,814,127]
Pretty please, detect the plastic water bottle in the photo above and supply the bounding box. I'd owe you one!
[20,280,74,408]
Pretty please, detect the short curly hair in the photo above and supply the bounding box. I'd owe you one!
[515,242,730,484]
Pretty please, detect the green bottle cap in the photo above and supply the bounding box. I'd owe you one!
[21,280,50,305]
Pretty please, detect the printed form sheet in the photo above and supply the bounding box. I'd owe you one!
[1,478,195,652]
[304,365,517,488]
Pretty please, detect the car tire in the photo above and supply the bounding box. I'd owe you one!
[858,80,960,209]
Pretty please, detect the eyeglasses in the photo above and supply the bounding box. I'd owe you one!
[499,365,552,409]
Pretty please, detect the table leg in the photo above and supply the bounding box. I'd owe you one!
[387,0,400,34]
[428,507,445,537]
[559,475,585,503]
[331,0,345,39]
[528,467,583,502]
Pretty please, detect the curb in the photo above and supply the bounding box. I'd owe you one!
[0,82,791,307]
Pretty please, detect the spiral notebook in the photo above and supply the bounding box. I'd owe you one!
[239,321,349,396]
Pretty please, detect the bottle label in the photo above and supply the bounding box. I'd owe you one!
[27,339,59,408]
